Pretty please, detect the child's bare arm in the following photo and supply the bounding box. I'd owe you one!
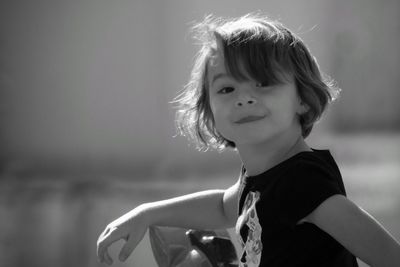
[146,178,240,229]
[97,179,240,265]
[142,188,235,230]
[304,194,400,267]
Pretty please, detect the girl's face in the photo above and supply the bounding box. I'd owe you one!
[207,51,305,147]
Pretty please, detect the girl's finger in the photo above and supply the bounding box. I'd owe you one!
[118,237,136,262]
[119,228,147,262]
[102,226,111,237]
[97,227,111,248]
[104,249,113,265]
[97,228,123,263]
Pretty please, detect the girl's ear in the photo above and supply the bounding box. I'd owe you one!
[297,101,309,115]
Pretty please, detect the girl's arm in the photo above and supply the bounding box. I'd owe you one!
[144,176,240,230]
[304,194,400,267]
[142,189,229,229]
[97,178,240,265]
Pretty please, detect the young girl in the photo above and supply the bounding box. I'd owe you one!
[97,13,400,266]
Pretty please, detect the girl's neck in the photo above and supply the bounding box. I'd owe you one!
[237,129,311,176]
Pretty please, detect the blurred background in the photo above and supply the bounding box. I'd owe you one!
[0,0,399,266]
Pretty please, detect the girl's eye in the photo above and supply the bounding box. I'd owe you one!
[218,87,235,94]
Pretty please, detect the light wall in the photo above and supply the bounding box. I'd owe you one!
[1,0,399,176]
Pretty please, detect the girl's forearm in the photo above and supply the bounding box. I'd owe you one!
[140,189,230,230]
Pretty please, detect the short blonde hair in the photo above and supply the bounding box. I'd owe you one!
[173,13,340,151]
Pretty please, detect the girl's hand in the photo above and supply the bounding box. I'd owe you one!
[97,205,148,265]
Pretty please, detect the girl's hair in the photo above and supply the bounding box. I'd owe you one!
[173,13,340,151]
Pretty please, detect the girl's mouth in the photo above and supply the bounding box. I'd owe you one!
[235,115,266,124]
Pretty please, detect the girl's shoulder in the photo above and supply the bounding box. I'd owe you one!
[281,149,347,197]
[290,149,341,178]
[240,148,343,193]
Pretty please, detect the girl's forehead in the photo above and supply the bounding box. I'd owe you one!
[207,51,252,84]
[208,44,224,65]
[208,50,224,69]
[207,53,227,86]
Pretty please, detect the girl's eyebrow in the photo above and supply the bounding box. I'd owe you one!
[211,73,231,85]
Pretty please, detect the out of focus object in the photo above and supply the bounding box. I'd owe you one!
[149,226,238,267]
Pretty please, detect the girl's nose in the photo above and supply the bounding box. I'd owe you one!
[235,95,257,107]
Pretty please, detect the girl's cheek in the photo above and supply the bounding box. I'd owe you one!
[209,98,223,116]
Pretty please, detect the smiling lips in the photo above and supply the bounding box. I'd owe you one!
[235,115,266,124]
